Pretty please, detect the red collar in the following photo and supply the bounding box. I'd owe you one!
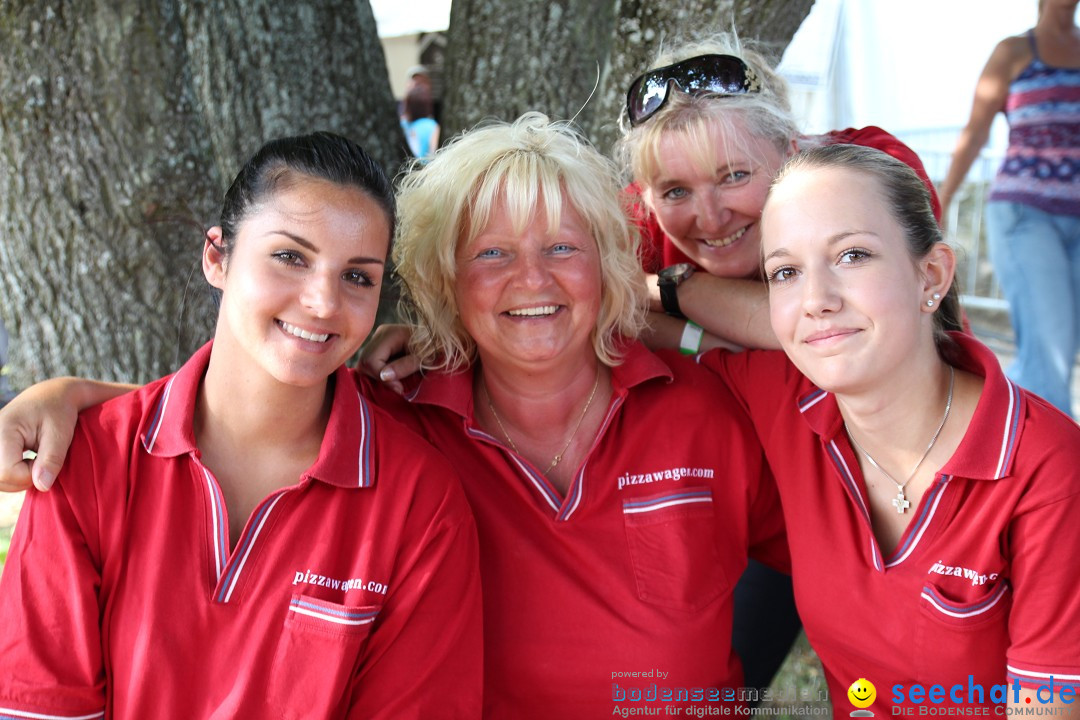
[796,332,1026,481]
[139,341,377,489]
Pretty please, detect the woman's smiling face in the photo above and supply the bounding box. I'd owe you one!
[206,175,389,388]
[643,116,789,279]
[453,192,602,372]
[761,165,933,395]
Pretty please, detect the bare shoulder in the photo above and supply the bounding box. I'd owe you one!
[997,33,1032,55]
[989,33,1035,77]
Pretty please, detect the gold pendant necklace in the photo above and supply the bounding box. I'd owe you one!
[485,367,601,475]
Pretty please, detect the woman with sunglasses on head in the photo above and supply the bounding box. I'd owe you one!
[0,115,788,718]
[699,143,1080,715]
[618,32,943,693]
[0,133,482,719]
[620,33,942,355]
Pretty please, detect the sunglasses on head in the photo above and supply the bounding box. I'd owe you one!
[625,54,761,127]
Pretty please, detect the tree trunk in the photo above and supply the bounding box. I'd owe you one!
[0,0,405,386]
[442,0,814,152]
[440,0,617,141]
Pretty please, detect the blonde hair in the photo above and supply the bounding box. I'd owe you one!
[617,32,800,187]
[393,112,648,372]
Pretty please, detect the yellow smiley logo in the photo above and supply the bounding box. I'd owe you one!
[848,678,876,709]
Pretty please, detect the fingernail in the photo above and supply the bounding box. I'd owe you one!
[379,368,396,382]
[33,467,56,492]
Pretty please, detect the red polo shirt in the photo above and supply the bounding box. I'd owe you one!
[0,342,482,719]
[699,333,1080,714]
[361,341,789,718]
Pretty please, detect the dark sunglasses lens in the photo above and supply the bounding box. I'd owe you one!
[627,55,752,126]
[677,55,748,94]
[629,75,670,124]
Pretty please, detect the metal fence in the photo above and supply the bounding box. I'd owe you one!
[894,128,1009,313]
[896,129,1079,414]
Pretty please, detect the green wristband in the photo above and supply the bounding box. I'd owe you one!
[679,320,704,355]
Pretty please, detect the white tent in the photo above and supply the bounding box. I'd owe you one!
[778,0,1040,181]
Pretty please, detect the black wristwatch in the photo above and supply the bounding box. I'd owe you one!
[657,263,695,318]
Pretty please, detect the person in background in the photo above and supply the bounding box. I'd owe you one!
[700,142,1080,716]
[404,64,432,97]
[400,83,441,161]
[396,65,433,118]
[616,32,942,693]
[938,0,1080,418]
[0,132,482,719]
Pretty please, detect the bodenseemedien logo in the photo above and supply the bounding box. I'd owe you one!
[848,678,877,717]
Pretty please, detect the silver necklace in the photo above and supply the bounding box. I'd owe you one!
[484,367,601,475]
[846,365,955,514]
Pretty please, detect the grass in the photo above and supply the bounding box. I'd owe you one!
[758,633,833,717]
[0,523,11,575]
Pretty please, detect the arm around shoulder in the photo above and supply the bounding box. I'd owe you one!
[670,272,780,350]
[640,311,743,354]
[0,376,134,492]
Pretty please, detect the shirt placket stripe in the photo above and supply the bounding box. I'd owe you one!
[215,492,287,603]
[201,466,228,581]
[826,439,884,572]
[993,380,1021,479]
[557,397,623,522]
[356,390,372,487]
[465,424,565,515]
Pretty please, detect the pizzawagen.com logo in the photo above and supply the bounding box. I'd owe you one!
[848,676,1077,716]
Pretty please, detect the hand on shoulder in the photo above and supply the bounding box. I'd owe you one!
[0,378,83,492]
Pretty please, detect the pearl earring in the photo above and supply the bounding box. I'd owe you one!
[926,292,941,308]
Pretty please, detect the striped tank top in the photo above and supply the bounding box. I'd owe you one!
[989,30,1080,216]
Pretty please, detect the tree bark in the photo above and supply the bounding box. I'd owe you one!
[442,0,814,152]
[440,0,617,141]
[0,0,405,386]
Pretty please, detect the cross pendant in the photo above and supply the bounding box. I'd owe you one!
[892,489,911,514]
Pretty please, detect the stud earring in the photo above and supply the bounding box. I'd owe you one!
[926,292,941,308]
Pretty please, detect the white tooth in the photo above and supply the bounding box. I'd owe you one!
[508,305,559,317]
[703,226,747,248]
[280,321,330,343]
